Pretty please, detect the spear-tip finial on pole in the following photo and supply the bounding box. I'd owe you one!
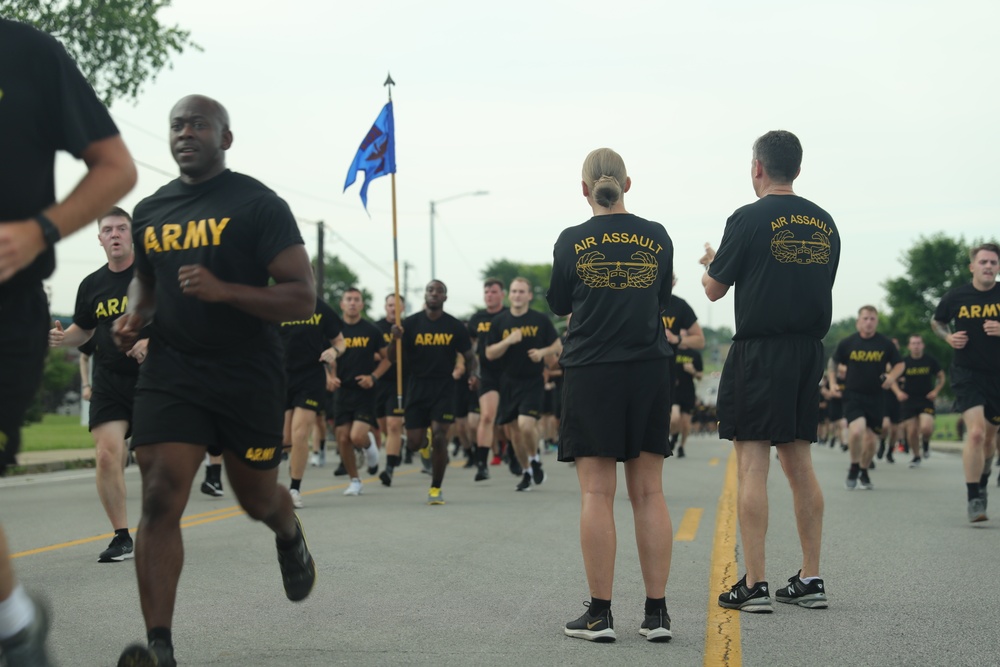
[384,72,395,100]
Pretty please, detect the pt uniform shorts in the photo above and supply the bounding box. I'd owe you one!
[883,390,902,424]
[672,383,697,414]
[477,369,501,397]
[404,376,456,429]
[333,384,377,427]
[558,357,671,462]
[901,397,935,421]
[827,397,844,421]
[131,333,286,470]
[951,364,1000,426]
[498,374,544,425]
[285,366,326,413]
[375,378,405,419]
[88,366,138,437]
[0,285,48,473]
[717,334,824,444]
[843,391,885,434]
[453,377,470,419]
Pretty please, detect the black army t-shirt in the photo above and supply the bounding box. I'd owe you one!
[400,311,472,379]
[548,213,673,367]
[709,195,840,340]
[336,319,385,389]
[279,298,343,374]
[833,332,902,394]
[901,355,942,399]
[132,170,305,355]
[374,317,406,390]
[73,263,139,376]
[468,307,507,379]
[934,282,1000,373]
[0,19,119,295]
[484,309,558,379]
[662,295,698,351]
[674,349,704,395]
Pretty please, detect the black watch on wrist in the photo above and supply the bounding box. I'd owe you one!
[34,213,62,248]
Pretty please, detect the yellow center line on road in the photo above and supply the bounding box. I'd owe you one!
[704,448,741,667]
[675,508,703,542]
[708,457,720,466]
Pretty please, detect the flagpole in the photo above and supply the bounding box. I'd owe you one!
[385,73,404,413]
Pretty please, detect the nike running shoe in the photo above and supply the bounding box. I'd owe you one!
[427,487,445,505]
[290,489,305,508]
[0,592,52,667]
[775,571,829,609]
[516,472,533,492]
[379,468,393,487]
[200,478,224,497]
[344,478,363,496]
[530,460,546,485]
[858,470,874,490]
[117,640,175,667]
[968,496,987,523]
[639,607,672,642]
[718,575,773,613]
[276,515,315,601]
[564,603,616,642]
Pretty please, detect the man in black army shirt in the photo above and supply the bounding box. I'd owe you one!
[332,287,389,496]
[376,294,409,485]
[891,334,944,468]
[485,277,561,491]
[832,306,904,490]
[703,130,840,613]
[390,280,476,504]
[661,274,706,456]
[0,18,136,666]
[112,95,317,667]
[48,207,148,563]
[467,278,508,480]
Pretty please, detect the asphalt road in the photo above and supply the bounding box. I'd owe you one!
[1,435,994,666]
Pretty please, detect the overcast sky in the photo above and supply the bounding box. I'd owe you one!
[49,0,999,330]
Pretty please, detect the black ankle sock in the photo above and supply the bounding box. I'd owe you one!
[476,447,489,464]
[115,528,130,539]
[980,473,990,489]
[147,627,172,647]
[849,462,861,473]
[589,597,611,614]
[208,463,222,480]
[968,482,982,501]
[319,440,326,452]
[387,454,401,468]
[290,478,302,492]
[644,596,666,614]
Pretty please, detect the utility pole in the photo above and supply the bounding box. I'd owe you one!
[316,221,325,297]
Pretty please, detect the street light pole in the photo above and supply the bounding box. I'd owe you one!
[429,190,489,279]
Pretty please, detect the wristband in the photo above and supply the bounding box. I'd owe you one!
[34,212,62,248]
[371,374,378,383]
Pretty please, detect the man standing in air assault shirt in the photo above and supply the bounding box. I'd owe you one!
[390,280,476,505]
[113,95,317,667]
[48,207,148,563]
[932,242,1000,522]
[278,295,344,507]
[832,306,904,490]
[485,277,561,491]
[703,130,839,613]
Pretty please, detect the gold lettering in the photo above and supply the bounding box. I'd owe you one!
[161,224,182,250]
[143,226,162,254]
[182,219,208,249]
[208,217,230,246]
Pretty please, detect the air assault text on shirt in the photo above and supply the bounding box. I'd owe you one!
[573,233,663,255]
[769,215,832,235]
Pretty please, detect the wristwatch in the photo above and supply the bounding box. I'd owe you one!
[34,213,62,248]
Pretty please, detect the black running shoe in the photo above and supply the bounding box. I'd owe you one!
[276,516,316,602]
[845,468,859,490]
[379,468,393,487]
[117,640,176,667]
[367,464,379,476]
[200,479,224,497]
[639,607,672,642]
[508,456,523,477]
[530,459,546,485]
[876,442,885,459]
[718,575,773,612]
[868,460,876,470]
[333,462,348,477]
[677,446,686,458]
[564,603,616,642]
[98,533,134,563]
[775,571,828,609]
[403,449,413,464]
[463,456,476,469]
[886,449,895,464]
[858,469,874,490]
[516,472,532,492]
[0,592,52,667]
[474,464,490,482]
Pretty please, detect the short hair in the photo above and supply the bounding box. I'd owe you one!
[98,206,132,227]
[483,277,504,290]
[582,148,627,208]
[427,279,447,293]
[385,293,404,303]
[969,242,1000,262]
[908,334,924,342]
[341,286,363,299]
[858,305,878,316]
[752,130,802,184]
[510,276,532,291]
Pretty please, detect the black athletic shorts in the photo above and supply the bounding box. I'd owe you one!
[0,286,48,473]
[131,335,286,470]
[901,397,935,421]
[467,387,480,415]
[286,367,326,413]
[883,390,902,424]
[672,384,696,414]
[333,385,377,427]
[375,380,405,418]
[89,366,138,436]
[453,378,470,419]
[951,364,1000,425]
[559,357,671,462]
[717,335,823,444]
[827,398,844,421]
[498,375,544,425]
[843,390,885,434]
[477,370,501,397]
[405,376,455,429]
[542,385,555,415]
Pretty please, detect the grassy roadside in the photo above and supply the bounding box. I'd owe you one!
[20,414,93,451]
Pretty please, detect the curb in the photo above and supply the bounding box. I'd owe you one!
[5,458,97,477]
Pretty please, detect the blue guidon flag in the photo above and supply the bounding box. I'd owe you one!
[344,102,396,210]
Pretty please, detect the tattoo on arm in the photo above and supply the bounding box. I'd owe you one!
[931,320,951,340]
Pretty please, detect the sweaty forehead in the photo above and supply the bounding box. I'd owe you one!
[170,97,225,126]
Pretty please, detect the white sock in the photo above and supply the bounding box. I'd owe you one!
[0,585,35,641]
[800,576,820,584]
[367,431,377,448]
[530,454,540,464]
